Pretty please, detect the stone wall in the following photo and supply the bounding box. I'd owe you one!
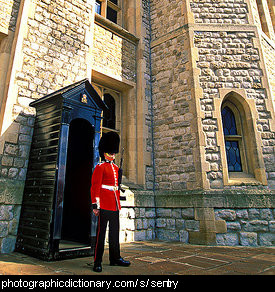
[142,0,155,191]
[150,0,185,42]
[190,0,249,25]
[194,30,275,189]
[92,23,136,83]
[261,35,275,108]
[122,191,274,247]
[151,31,197,191]
[1,0,93,180]
[0,0,94,253]
[150,0,198,191]
[0,0,21,34]
[120,199,275,246]
[150,0,275,191]
[215,208,275,246]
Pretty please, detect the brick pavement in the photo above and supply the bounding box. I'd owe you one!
[0,241,274,275]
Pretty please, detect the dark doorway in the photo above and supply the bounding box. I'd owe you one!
[61,119,94,248]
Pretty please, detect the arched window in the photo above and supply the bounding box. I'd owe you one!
[216,90,267,185]
[222,106,242,172]
[103,93,116,130]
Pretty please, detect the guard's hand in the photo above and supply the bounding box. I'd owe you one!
[93,209,100,216]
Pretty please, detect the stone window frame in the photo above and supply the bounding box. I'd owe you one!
[91,82,121,134]
[255,0,275,39]
[215,88,267,186]
[221,101,246,173]
[95,0,122,25]
[266,0,275,29]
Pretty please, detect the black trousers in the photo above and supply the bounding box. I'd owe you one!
[94,209,120,264]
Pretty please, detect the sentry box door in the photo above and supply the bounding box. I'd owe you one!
[16,79,107,260]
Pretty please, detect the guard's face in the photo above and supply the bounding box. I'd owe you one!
[104,153,115,161]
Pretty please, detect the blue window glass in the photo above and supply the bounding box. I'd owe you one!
[222,106,237,135]
[225,141,242,172]
[95,1,101,14]
[222,106,242,172]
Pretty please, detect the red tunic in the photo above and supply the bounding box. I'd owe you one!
[90,161,121,211]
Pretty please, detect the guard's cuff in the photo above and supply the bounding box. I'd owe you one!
[92,203,98,210]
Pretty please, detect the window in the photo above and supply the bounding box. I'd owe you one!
[256,0,270,37]
[267,0,275,30]
[216,90,268,185]
[222,106,242,172]
[103,93,116,130]
[95,0,121,24]
[91,83,121,134]
[221,98,249,177]
[95,0,102,14]
[255,0,275,38]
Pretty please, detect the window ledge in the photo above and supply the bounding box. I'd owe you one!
[227,173,262,186]
[95,13,139,44]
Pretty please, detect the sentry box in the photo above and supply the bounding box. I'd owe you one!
[16,79,107,260]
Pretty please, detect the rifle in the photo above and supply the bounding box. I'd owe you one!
[118,148,125,194]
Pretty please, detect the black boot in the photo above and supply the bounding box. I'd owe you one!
[110,257,131,267]
[93,262,102,272]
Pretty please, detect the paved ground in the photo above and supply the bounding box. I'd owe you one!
[0,241,274,275]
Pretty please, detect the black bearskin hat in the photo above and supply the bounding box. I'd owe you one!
[98,132,120,160]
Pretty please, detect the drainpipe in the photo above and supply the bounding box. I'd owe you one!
[148,0,156,195]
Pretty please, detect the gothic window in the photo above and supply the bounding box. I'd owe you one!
[256,0,275,38]
[222,105,243,172]
[267,0,275,30]
[103,93,116,130]
[95,0,121,24]
[218,91,267,185]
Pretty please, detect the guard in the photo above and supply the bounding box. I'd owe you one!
[91,132,130,272]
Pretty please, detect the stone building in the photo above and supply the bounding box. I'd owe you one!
[0,0,274,254]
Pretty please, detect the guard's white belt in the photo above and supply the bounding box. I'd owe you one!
[101,184,118,191]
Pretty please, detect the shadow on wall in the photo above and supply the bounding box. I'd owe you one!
[0,110,34,253]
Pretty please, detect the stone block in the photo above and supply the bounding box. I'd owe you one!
[189,231,216,245]
[171,208,182,218]
[185,220,200,231]
[175,219,185,230]
[199,220,216,232]
[156,218,166,228]
[236,209,248,219]
[248,208,260,219]
[226,222,241,231]
[156,208,172,218]
[269,221,275,232]
[0,205,13,221]
[181,208,194,219]
[240,232,258,246]
[134,230,146,241]
[0,222,9,237]
[156,229,180,242]
[0,236,16,253]
[146,229,155,240]
[258,233,275,246]
[215,220,227,233]
[215,209,236,221]
[179,230,189,243]
[145,208,156,218]
[195,207,215,220]
[260,209,273,220]
[216,233,239,246]
[135,219,143,230]
[242,220,269,232]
